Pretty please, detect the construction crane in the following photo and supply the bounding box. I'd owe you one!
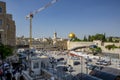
[26,0,58,48]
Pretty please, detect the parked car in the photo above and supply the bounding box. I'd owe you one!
[96,60,111,66]
[86,64,95,70]
[74,61,80,65]
[85,58,92,62]
[71,57,80,60]
[57,58,64,62]
[96,60,105,65]
[102,61,111,66]
[86,64,102,70]
[59,61,67,65]
[56,65,68,71]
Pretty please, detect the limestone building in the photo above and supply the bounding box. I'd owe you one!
[0,1,16,46]
[16,32,68,50]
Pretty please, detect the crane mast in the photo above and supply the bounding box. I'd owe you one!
[26,0,58,48]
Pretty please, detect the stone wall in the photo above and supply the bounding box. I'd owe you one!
[67,41,95,50]
[67,41,120,57]
[94,40,120,54]
[104,42,120,47]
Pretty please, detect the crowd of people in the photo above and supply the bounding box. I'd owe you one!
[0,59,27,80]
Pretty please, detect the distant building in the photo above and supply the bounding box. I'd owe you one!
[52,32,68,50]
[0,1,16,46]
[16,36,29,48]
[16,32,68,50]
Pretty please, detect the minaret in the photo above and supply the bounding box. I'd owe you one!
[53,32,57,46]
[53,32,57,39]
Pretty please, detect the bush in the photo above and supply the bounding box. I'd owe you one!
[105,44,118,50]
[89,46,102,55]
[0,43,13,59]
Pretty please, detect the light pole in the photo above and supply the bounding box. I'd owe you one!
[26,50,32,75]
[85,61,88,74]
[68,65,73,80]
[80,56,83,80]
[80,56,83,73]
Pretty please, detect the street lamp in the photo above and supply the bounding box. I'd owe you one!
[80,56,84,80]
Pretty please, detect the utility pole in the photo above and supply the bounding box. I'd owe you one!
[29,14,33,48]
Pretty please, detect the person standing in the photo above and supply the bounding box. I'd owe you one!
[6,71,12,80]
[0,69,3,80]
[20,75,24,80]
[19,66,22,75]
[12,76,16,80]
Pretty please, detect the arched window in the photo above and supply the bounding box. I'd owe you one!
[0,7,2,13]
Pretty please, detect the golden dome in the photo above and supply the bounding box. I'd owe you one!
[69,33,76,38]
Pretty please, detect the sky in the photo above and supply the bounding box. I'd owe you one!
[1,0,120,39]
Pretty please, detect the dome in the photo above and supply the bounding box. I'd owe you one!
[69,33,76,38]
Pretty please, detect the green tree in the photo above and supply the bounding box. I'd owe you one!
[94,34,106,41]
[105,44,117,50]
[108,37,113,42]
[70,37,81,42]
[83,36,87,41]
[88,33,106,42]
[102,33,106,42]
[88,35,95,41]
[88,35,91,41]
[90,47,102,55]
[0,43,13,59]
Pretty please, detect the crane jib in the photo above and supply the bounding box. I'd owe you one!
[26,0,58,18]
